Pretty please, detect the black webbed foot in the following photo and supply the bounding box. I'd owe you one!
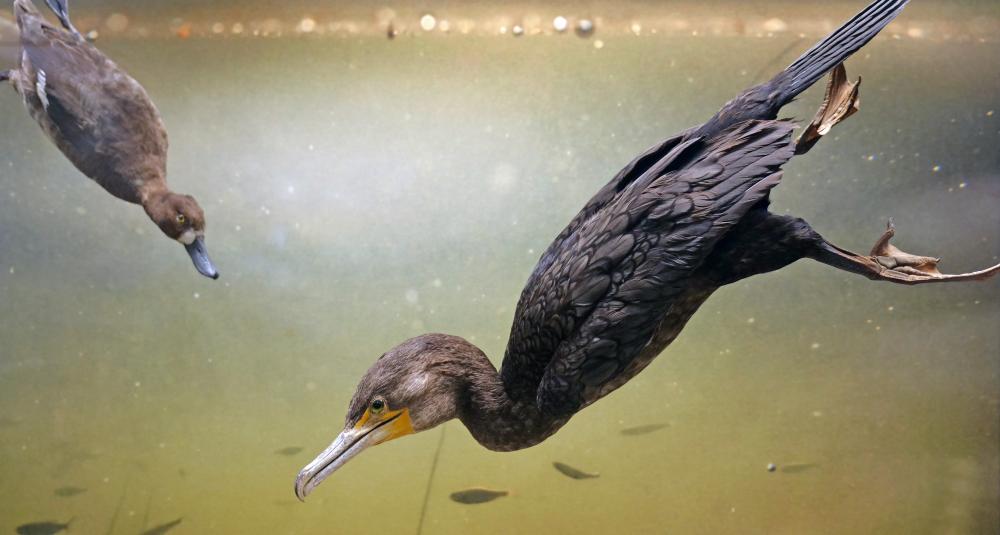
[0,70,10,83]
[812,219,1000,285]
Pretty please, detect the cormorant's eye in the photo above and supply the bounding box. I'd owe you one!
[370,397,386,414]
[176,213,186,224]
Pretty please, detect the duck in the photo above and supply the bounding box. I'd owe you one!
[1,0,218,279]
[295,0,1000,499]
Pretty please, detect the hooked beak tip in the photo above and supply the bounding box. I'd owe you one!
[293,476,309,502]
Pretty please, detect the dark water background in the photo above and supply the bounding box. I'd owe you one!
[0,1,998,533]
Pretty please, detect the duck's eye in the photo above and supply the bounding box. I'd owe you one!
[370,397,386,414]
[176,214,186,224]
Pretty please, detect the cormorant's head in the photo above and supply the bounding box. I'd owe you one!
[294,334,473,500]
[144,191,219,279]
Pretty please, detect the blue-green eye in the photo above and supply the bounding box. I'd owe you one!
[371,398,386,413]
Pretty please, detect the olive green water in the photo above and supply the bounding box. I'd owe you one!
[1,5,999,535]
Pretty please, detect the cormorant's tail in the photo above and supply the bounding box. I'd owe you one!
[773,0,908,105]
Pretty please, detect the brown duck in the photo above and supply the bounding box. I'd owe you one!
[295,0,999,500]
[1,0,218,278]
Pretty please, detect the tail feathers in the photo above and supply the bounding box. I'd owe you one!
[13,0,43,32]
[13,0,40,16]
[775,0,908,103]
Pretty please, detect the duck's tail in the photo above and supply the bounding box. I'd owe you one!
[772,0,908,106]
[13,0,80,37]
[12,0,44,35]
[13,0,40,17]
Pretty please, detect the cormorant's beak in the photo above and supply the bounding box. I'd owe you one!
[183,235,219,280]
[294,408,413,501]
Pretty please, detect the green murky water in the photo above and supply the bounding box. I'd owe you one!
[1,2,998,534]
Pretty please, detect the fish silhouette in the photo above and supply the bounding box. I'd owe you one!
[553,462,600,480]
[449,488,509,504]
[620,423,669,436]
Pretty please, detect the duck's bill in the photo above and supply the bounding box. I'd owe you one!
[294,409,412,501]
[184,236,219,280]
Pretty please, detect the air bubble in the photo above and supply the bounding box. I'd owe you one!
[297,18,317,33]
[420,14,437,32]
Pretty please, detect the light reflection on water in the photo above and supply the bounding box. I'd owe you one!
[0,3,998,533]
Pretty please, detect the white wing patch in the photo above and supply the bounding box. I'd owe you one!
[35,69,49,110]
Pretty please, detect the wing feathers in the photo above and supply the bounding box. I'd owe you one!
[501,120,798,415]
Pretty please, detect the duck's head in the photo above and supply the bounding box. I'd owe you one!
[145,191,219,279]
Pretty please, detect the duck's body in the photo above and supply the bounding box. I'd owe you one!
[2,0,218,278]
[296,0,1000,500]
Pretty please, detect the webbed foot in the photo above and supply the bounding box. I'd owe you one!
[44,0,82,38]
[795,63,861,155]
[811,219,1000,285]
[0,70,10,83]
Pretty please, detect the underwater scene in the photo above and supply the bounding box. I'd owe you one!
[0,0,998,533]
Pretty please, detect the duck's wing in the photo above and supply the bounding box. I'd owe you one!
[17,8,168,197]
[501,120,797,415]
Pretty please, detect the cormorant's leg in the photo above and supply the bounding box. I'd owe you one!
[44,0,82,38]
[0,70,10,83]
[700,209,820,286]
[809,219,1000,285]
[705,210,999,287]
[795,63,861,155]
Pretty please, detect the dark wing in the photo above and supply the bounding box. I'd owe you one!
[501,120,797,416]
[17,9,167,199]
[524,131,695,297]
[499,131,693,401]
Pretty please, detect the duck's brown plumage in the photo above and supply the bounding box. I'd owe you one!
[11,0,166,203]
[2,0,218,278]
[294,0,1000,499]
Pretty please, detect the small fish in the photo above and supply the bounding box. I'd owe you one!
[553,462,599,480]
[140,517,183,535]
[274,446,304,456]
[449,488,509,504]
[53,486,87,497]
[620,423,669,436]
[15,519,72,535]
[780,463,820,474]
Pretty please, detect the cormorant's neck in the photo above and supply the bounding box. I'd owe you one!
[450,342,569,452]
